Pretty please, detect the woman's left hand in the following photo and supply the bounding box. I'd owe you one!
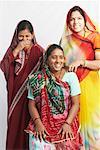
[68,60,84,72]
[58,123,74,139]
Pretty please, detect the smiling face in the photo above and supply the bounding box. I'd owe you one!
[18,28,33,49]
[69,10,85,35]
[47,48,65,73]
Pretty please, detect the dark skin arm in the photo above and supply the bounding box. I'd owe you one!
[28,100,49,141]
[58,94,80,139]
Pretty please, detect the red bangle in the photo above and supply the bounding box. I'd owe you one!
[33,117,40,123]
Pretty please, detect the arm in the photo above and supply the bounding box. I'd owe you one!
[28,100,49,141]
[68,33,100,71]
[28,100,40,121]
[66,73,80,124]
[58,72,80,139]
[0,40,32,79]
[12,40,29,58]
[58,95,80,139]
[85,32,100,69]
[68,55,100,72]
[65,95,80,125]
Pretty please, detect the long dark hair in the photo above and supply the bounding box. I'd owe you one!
[10,20,36,50]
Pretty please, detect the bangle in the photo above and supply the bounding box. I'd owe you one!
[84,60,86,67]
[64,121,71,126]
[83,60,87,67]
[33,117,40,123]
[82,60,85,67]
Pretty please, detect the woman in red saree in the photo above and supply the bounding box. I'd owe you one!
[0,20,44,150]
[60,6,100,150]
[25,44,82,150]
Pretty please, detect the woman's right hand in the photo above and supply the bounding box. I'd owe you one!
[16,41,27,51]
[68,60,84,72]
[34,119,49,141]
[13,40,31,57]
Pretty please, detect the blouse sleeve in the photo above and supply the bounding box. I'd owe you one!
[27,72,41,100]
[92,32,100,50]
[63,72,81,96]
[69,72,81,96]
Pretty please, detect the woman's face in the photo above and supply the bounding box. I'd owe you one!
[47,48,65,72]
[69,10,85,34]
[18,29,33,49]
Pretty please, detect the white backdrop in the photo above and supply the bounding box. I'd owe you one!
[0,0,100,60]
[0,0,100,149]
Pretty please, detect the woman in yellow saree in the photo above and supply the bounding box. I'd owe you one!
[60,6,100,150]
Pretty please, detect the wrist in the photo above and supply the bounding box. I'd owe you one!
[64,120,71,126]
[33,117,40,123]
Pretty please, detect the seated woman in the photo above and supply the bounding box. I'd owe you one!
[25,44,82,149]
